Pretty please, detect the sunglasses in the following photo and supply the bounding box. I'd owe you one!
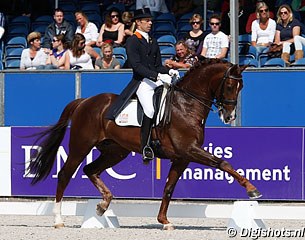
[280,11,288,15]
[52,39,59,42]
[111,15,119,18]
[259,9,269,13]
[191,21,200,25]
[210,22,220,26]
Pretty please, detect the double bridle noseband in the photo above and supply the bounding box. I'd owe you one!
[173,64,243,112]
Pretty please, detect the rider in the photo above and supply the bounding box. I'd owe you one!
[106,8,179,162]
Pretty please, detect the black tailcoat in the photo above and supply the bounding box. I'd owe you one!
[106,32,169,120]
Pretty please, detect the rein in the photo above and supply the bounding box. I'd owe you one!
[160,64,243,126]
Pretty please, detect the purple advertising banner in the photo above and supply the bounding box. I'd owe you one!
[11,127,304,200]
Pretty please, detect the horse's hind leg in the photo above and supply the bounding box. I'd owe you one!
[83,140,130,216]
[53,150,91,228]
[157,160,189,230]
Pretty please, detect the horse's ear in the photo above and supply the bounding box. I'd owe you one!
[238,64,248,73]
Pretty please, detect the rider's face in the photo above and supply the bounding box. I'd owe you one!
[136,18,152,33]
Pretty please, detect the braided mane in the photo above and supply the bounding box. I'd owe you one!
[180,58,230,81]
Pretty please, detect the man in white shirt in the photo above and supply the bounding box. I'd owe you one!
[200,14,229,59]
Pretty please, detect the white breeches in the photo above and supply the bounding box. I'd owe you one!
[294,35,305,51]
[136,78,163,119]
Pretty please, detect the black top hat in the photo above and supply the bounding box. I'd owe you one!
[133,8,152,20]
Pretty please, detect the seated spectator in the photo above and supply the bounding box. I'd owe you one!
[164,40,198,69]
[20,32,49,70]
[122,11,136,41]
[274,4,302,64]
[43,8,74,49]
[200,14,229,59]
[75,11,99,47]
[95,43,121,69]
[64,33,99,70]
[246,0,275,33]
[97,8,125,47]
[251,1,276,55]
[136,0,169,19]
[172,0,194,20]
[183,13,208,55]
[45,34,70,69]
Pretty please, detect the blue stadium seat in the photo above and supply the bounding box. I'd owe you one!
[258,53,269,67]
[160,46,176,62]
[93,47,101,56]
[106,3,126,12]
[5,59,21,69]
[176,24,192,40]
[9,16,31,30]
[0,61,3,70]
[239,57,258,68]
[5,47,23,61]
[153,22,176,38]
[31,25,48,35]
[5,36,27,49]
[87,13,102,29]
[116,57,126,68]
[157,35,177,49]
[113,47,127,60]
[155,13,176,24]
[82,3,101,15]
[262,58,285,67]
[179,12,194,21]
[291,58,305,67]
[6,26,29,40]
[33,15,53,25]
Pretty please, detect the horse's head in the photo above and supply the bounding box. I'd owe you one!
[215,64,245,124]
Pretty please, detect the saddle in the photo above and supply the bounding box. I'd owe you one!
[115,86,168,127]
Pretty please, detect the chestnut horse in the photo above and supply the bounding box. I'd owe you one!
[27,59,262,230]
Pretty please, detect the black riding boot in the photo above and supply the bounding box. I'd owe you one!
[141,115,154,163]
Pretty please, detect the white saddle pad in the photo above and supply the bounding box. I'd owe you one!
[115,87,168,127]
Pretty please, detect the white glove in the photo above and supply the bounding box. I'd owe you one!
[169,69,180,79]
[157,73,172,85]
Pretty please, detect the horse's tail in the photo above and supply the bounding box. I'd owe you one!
[27,98,85,184]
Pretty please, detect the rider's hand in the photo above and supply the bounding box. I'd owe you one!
[169,69,180,79]
[157,73,172,85]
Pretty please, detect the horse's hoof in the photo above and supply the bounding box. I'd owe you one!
[163,223,175,230]
[96,204,107,216]
[248,189,262,199]
[54,223,65,229]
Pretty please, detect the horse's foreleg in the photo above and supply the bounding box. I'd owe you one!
[83,142,130,216]
[189,146,262,199]
[218,160,262,199]
[157,160,189,230]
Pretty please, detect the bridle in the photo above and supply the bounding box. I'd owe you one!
[173,64,243,113]
[214,64,243,110]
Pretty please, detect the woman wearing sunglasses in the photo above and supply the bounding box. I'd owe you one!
[97,8,124,47]
[45,34,70,69]
[251,2,276,55]
[274,4,303,64]
[183,13,208,55]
